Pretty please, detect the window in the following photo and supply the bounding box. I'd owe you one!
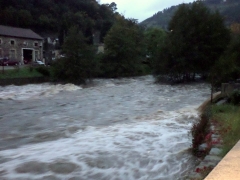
[0,49,3,57]
[9,49,16,58]
[0,39,2,44]
[10,40,15,45]
[34,42,38,47]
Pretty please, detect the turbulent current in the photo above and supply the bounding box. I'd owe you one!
[0,76,210,180]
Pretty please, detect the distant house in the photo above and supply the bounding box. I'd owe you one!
[0,25,43,64]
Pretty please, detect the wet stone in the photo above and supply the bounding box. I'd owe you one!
[199,160,218,168]
[187,171,202,180]
[15,161,48,174]
[211,134,220,138]
[49,161,78,174]
[199,143,208,151]
[209,148,222,155]
[204,155,222,162]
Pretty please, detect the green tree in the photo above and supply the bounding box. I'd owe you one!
[144,27,166,68]
[209,35,240,88]
[102,16,145,77]
[53,26,97,83]
[154,2,230,82]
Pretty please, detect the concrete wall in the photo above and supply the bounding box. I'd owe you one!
[205,140,240,180]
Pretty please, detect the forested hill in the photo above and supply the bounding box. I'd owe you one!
[141,0,240,29]
[0,0,116,43]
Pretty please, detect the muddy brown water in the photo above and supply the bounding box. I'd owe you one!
[0,76,210,180]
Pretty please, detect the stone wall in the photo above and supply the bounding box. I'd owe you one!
[0,36,43,64]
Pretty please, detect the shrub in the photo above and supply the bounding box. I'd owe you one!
[35,66,50,77]
[191,108,211,157]
[228,90,240,105]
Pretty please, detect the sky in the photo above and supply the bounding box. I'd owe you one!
[100,0,196,22]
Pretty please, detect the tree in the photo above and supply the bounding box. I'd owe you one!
[154,2,230,82]
[108,2,117,12]
[230,23,240,35]
[102,16,145,77]
[53,26,97,83]
[209,35,240,87]
[144,27,167,68]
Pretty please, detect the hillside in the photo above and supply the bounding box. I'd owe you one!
[141,0,240,29]
[0,0,116,43]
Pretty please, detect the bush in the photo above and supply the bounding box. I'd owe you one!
[228,90,240,105]
[191,108,211,157]
[35,66,50,77]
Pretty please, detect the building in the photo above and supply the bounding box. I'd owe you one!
[0,25,43,64]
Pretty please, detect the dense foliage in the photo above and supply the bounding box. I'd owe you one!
[144,28,167,69]
[1,0,239,84]
[153,2,230,82]
[100,16,146,78]
[52,26,97,83]
[0,0,116,43]
[209,34,240,88]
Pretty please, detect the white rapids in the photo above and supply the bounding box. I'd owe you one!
[0,83,82,100]
[0,76,210,180]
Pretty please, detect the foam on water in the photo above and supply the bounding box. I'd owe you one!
[0,109,199,180]
[0,83,82,100]
[0,76,210,179]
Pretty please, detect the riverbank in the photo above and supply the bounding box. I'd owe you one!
[0,66,53,86]
[187,90,240,180]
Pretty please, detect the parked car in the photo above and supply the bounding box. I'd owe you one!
[32,60,45,66]
[0,58,19,66]
[0,57,9,66]
[6,59,19,66]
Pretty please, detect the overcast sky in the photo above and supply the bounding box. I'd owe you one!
[100,0,196,22]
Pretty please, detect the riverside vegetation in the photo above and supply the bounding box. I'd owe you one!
[190,90,240,179]
[1,1,240,85]
[0,67,44,79]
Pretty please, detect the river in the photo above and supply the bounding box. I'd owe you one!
[0,76,210,180]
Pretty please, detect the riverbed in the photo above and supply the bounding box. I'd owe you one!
[0,76,210,180]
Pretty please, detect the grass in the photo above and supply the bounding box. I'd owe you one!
[210,104,240,157]
[0,66,43,79]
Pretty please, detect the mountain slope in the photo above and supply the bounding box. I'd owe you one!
[141,0,240,29]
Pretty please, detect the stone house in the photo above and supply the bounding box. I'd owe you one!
[0,25,43,64]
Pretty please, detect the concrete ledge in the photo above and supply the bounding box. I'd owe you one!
[205,140,240,180]
[197,92,222,113]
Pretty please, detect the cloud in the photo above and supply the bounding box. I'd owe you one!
[100,0,195,22]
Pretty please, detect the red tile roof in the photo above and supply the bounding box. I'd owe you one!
[0,25,43,40]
